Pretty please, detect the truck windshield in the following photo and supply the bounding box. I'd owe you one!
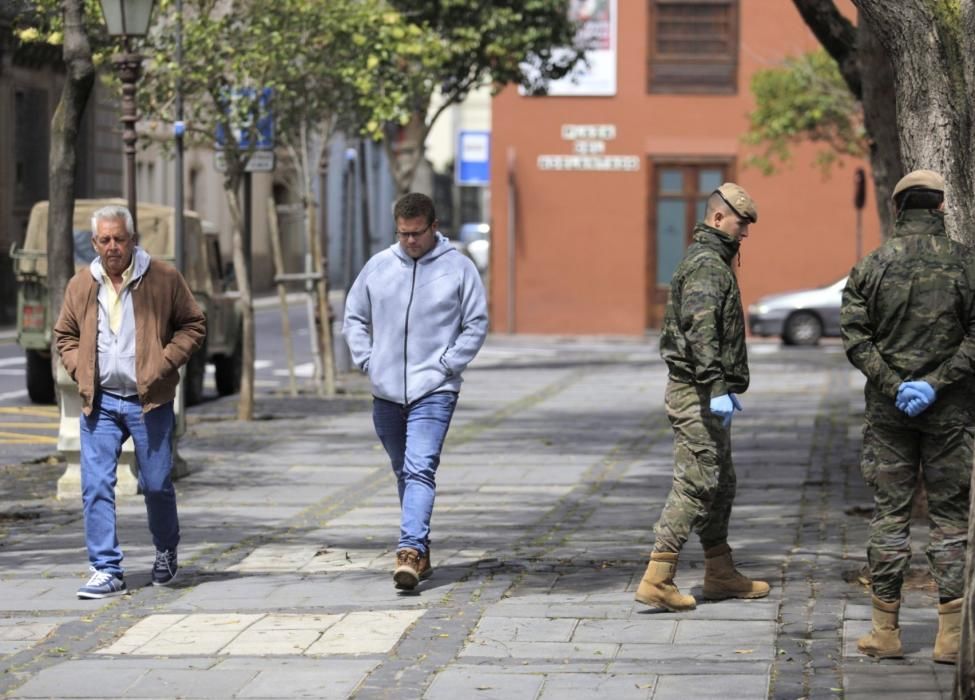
[73,229,98,265]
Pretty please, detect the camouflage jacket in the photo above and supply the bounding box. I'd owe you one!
[841,210,975,398]
[659,222,749,398]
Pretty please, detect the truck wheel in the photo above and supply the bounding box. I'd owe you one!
[215,330,242,396]
[25,350,56,404]
[184,346,207,406]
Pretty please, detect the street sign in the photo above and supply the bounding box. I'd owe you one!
[214,87,275,173]
[214,150,275,173]
[215,88,273,149]
[456,130,490,186]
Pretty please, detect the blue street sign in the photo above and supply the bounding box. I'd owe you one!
[456,130,490,186]
[215,87,274,150]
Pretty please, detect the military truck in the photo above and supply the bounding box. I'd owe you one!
[11,199,243,406]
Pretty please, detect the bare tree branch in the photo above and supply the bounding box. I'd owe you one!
[791,0,861,98]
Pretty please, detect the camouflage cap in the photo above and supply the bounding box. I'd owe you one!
[715,182,758,223]
[892,169,945,200]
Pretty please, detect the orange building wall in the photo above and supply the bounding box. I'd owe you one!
[489,0,881,335]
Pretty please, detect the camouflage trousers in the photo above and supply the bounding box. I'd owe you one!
[653,380,737,553]
[860,386,973,601]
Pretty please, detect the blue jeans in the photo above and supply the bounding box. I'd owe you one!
[373,391,458,554]
[80,393,180,575]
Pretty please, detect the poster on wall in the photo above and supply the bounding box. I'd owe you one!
[521,0,617,97]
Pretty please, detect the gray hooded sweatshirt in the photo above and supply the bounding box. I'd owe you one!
[343,233,488,405]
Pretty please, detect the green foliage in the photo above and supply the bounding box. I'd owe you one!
[14,0,587,188]
[139,0,431,185]
[387,0,585,121]
[14,0,114,64]
[744,50,865,176]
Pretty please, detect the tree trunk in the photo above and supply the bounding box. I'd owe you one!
[852,0,975,244]
[383,110,429,196]
[48,0,94,348]
[856,18,900,236]
[299,122,335,397]
[960,462,975,699]
[957,6,975,692]
[317,136,337,382]
[790,0,902,237]
[956,2,975,682]
[224,175,254,421]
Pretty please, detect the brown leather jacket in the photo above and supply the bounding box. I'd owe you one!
[53,258,206,415]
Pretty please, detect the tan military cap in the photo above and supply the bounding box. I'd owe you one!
[715,182,758,223]
[892,169,945,199]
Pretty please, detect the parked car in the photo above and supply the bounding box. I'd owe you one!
[11,199,243,405]
[457,222,490,274]
[748,276,847,346]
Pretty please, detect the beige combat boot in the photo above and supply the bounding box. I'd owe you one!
[702,543,770,600]
[933,598,962,664]
[634,551,696,611]
[857,595,903,658]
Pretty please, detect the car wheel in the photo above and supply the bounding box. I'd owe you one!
[214,327,242,397]
[184,344,207,406]
[783,311,823,346]
[25,350,56,404]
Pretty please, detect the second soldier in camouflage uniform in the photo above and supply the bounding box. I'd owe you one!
[841,169,974,663]
[635,183,770,612]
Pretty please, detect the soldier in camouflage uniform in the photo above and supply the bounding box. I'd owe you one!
[841,169,973,663]
[635,183,771,612]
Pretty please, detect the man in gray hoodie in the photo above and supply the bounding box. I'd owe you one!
[344,192,488,590]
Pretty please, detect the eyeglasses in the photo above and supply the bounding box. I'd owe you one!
[395,224,432,240]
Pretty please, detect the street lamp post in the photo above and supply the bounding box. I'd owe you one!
[99,0,156,233]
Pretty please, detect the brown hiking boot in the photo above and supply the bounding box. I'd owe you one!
[634,551,696,611]
[933,598,962,664]
[702,543,770,600]
[394,548,420,590]
[417,547,433,582]
[857,595,903,659]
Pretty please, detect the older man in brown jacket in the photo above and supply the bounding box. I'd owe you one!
[54,204,204,599]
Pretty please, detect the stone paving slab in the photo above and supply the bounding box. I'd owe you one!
[614,642,776,662]
[103,612,369,657]
[0,617,68,654]
[459,639,619,660]
[842,664,956,700]
[536,673,658,700]
[653,673,769,699]
[123,668,259,699]
[10,658,215,698]
[234,659,379,699]
[424,668,546,700]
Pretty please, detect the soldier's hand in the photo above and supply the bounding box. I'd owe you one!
[896,381,936,417]
[709,394,736,427]
[896,386,926,416]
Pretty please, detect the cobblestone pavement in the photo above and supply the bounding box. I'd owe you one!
[0,336,957,699]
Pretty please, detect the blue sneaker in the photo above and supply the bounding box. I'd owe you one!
[77,569,126,599]
[152,549,178,586]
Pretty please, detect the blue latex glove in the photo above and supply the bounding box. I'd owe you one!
[896,381,936,417]
[710,394,743,427]
[895,385,926,414]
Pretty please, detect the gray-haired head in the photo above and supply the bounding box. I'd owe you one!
[91,205,136,241]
